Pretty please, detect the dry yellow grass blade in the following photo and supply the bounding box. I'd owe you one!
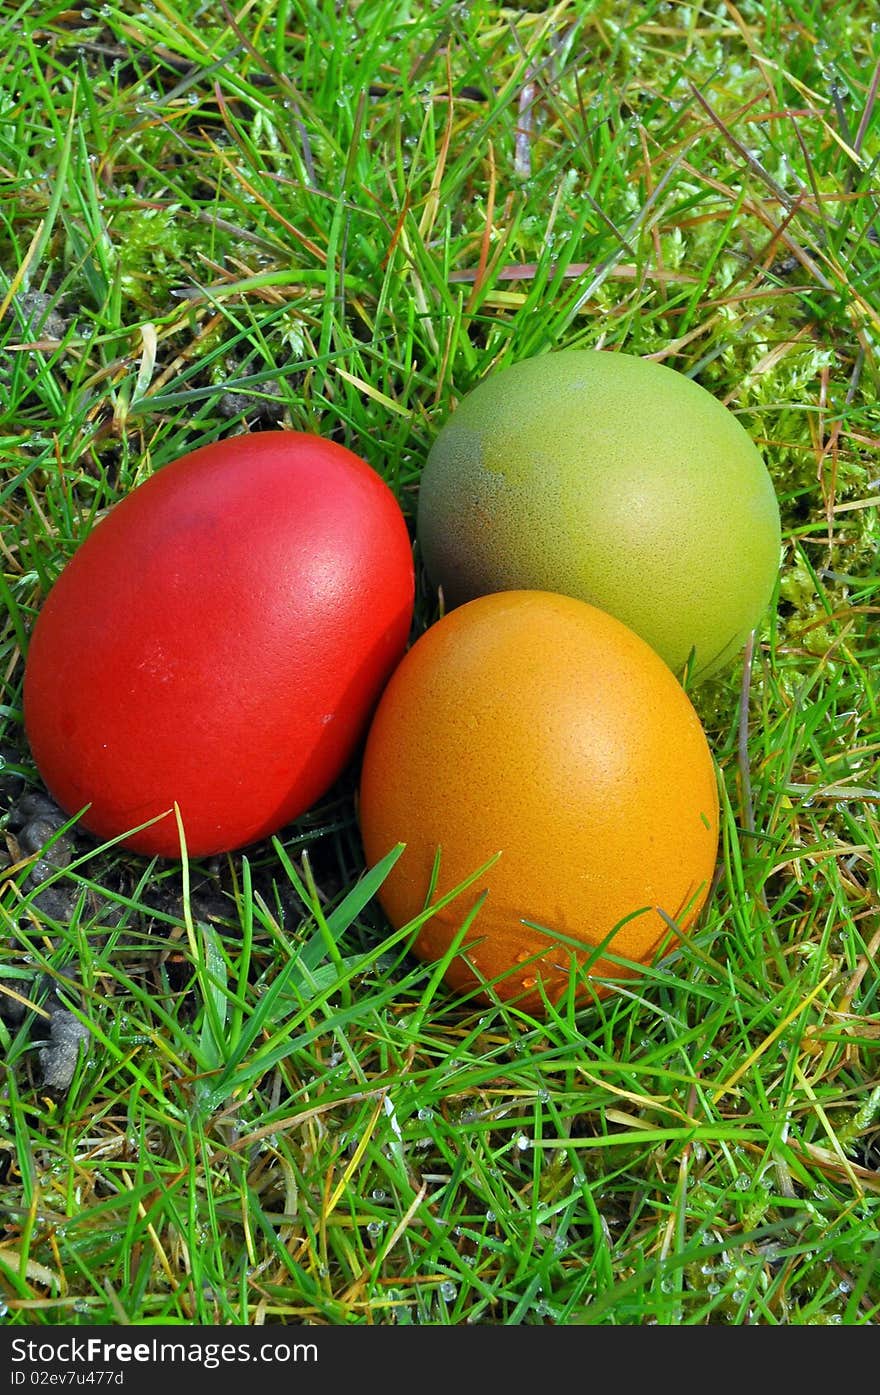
[712,972,837,1103]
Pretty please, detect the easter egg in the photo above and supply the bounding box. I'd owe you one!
[24,431,414,858]
[417,349,781,680]
[358,590,719,1011]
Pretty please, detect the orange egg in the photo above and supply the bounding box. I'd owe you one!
[358,591,719,1012]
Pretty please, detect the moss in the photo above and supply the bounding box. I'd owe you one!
[109,203,207,311]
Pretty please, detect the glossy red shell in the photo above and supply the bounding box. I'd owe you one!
[23,431,414,857]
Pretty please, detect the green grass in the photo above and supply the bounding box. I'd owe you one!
[1,0,878,1326]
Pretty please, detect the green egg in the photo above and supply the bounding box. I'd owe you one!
[417,349,781,681]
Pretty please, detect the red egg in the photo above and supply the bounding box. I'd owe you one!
[23,431,414,857]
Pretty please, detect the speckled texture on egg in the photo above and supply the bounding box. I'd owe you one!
[417,349,781,680]
[358,590,720,1012]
